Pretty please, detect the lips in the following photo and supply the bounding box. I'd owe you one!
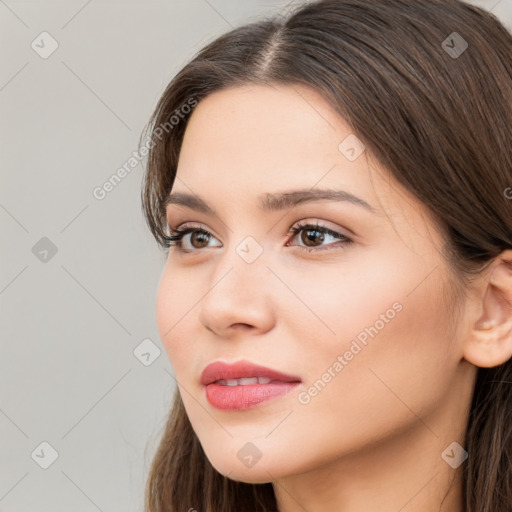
[201,360,302,410]
[200,360,302,386]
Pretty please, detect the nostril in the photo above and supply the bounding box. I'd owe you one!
[231,323,255,332]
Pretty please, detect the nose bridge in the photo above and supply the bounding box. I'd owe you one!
[198,232,272,331]
[211,233,268,296]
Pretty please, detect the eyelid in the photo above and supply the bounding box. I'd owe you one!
[169,221,220,239]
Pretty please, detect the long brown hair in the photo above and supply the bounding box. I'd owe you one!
[140,1,512,510]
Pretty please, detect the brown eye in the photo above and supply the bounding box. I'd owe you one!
[165,227,221,252]
[189,230,211,248]
[287,221,354,253]
[300,227,325,247]
[164,221,354,254]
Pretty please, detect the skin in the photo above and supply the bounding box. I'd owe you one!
[156,83,512,512]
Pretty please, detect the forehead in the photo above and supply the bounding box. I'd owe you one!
[174,84,436,232]
[177,84,371,196]
[180,83,348,168]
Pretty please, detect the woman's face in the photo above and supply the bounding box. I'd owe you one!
[156,83,472,483]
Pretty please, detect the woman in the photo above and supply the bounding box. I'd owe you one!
[140,0,512,510]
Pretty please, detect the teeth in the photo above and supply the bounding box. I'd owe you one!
[216,377,273,386]
[238,377,259,385]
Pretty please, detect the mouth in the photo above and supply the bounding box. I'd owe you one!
[200,359,302,385]
[214,377,274,386]
[200,360,302,410]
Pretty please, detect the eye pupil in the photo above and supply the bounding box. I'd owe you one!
[302,228,324,247]
[192,231,210,248]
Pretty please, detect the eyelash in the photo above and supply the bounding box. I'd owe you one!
[163,221,354,254]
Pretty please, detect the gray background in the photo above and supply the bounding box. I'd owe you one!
[1,1,511,510]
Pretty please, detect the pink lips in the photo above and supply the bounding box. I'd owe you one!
[200,360,302,411]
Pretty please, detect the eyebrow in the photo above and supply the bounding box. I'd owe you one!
[164,188,376,217]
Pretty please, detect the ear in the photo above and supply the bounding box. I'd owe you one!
[462,249,512,368]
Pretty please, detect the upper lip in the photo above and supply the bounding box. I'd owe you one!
[200,360,302,385]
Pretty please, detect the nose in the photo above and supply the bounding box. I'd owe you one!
[197,243,275,339]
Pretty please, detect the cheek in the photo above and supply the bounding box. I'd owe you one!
[278,250,410,360]
[285,251,457,424]
[155,266,199,369]
[287,243,452,358]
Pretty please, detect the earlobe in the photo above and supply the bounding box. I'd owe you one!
[462,250,512,369]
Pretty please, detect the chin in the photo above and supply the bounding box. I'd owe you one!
[204,446,286,484]
[215,464,275,485]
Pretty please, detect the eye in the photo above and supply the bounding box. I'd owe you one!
[164,221,354,254]
[164,225,221,252]
[286,221,354,253]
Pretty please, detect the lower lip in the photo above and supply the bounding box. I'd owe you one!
[205,382,300,410]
